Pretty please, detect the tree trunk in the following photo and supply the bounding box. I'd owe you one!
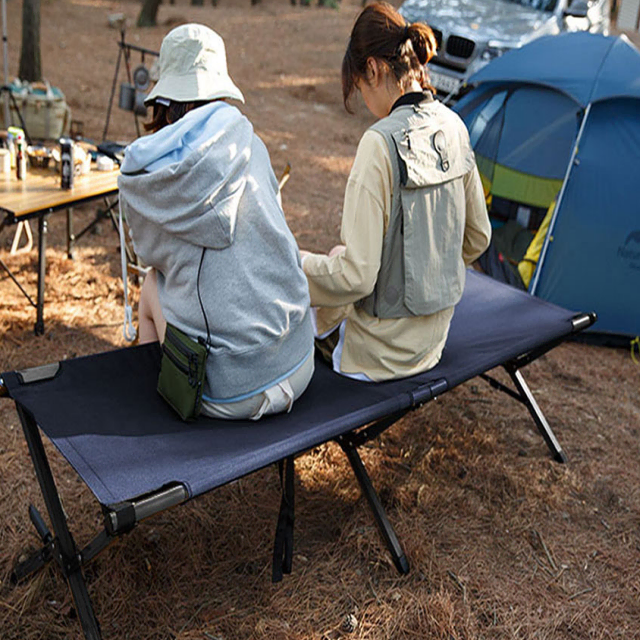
[18,0,42,82]
[137,0,162,27]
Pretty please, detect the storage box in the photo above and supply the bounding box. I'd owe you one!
[0,80,71,141]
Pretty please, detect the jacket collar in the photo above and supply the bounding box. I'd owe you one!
[390,91,434,114]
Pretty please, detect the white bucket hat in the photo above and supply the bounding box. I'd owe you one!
[145,23,244,106]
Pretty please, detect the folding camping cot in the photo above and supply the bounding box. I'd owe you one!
[0,271,595,640]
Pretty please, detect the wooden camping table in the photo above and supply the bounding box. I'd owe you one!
[0,166,120,335]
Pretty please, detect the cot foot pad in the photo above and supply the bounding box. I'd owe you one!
[11,504,55,584]
[554,450,568,464]
[394,553,410,575]
[11,546,51,584]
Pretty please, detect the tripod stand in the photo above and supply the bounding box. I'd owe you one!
[102,29,158,142]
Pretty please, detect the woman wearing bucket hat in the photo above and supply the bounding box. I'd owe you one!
[118,24,314,420]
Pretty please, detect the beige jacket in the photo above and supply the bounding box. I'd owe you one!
[303,111,491,381]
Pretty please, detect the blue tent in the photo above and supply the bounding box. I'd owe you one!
[455,33,640,340]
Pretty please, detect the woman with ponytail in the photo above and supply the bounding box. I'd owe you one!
[301,2,491,381]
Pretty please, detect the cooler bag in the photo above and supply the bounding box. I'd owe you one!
[0,80,71,141]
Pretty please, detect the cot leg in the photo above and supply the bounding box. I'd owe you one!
[34,215,48,336]
[506,366,567,463]
[11,505,54,583]
[338,438,410,575]
[272,457,295,582]
[16,404,102,640]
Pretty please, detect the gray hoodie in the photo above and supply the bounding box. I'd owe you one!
[118,102,313,401]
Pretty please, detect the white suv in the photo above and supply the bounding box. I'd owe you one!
[399,0,610,100]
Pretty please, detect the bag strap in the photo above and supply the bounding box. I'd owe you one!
[29,80,53,98]
[196,247,211,349]
[118,199,137,342]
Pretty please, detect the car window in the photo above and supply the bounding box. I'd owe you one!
[507,0,558,12]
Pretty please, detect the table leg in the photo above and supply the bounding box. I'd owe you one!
[66,207,75,260]
[34,215,48,336]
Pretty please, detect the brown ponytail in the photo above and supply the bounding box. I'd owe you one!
[342,1,438,113]
[406,23,436,67]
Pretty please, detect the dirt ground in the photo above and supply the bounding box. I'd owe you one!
[0,0,639,638]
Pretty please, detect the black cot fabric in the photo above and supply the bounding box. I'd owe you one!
[2,271,579,506]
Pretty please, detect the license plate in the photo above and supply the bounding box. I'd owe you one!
[428,68,462,95]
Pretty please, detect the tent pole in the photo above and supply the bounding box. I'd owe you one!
[530,103,592,296]
[1,0,9,126]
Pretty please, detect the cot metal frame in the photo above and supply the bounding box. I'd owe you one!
[2,312,596,639]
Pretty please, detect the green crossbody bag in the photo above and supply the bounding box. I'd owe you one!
[157,323,207,421]
[157,248,211,421]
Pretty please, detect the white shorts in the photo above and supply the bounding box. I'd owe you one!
[311,310,372,382]
[200,352,314,421]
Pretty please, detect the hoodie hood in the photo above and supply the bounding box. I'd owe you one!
[118,101,252,249]
[117,100,313,401]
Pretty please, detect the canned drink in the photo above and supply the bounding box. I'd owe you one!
[60,138,74,189]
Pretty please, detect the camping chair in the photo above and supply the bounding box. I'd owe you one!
[0,271,596,640]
